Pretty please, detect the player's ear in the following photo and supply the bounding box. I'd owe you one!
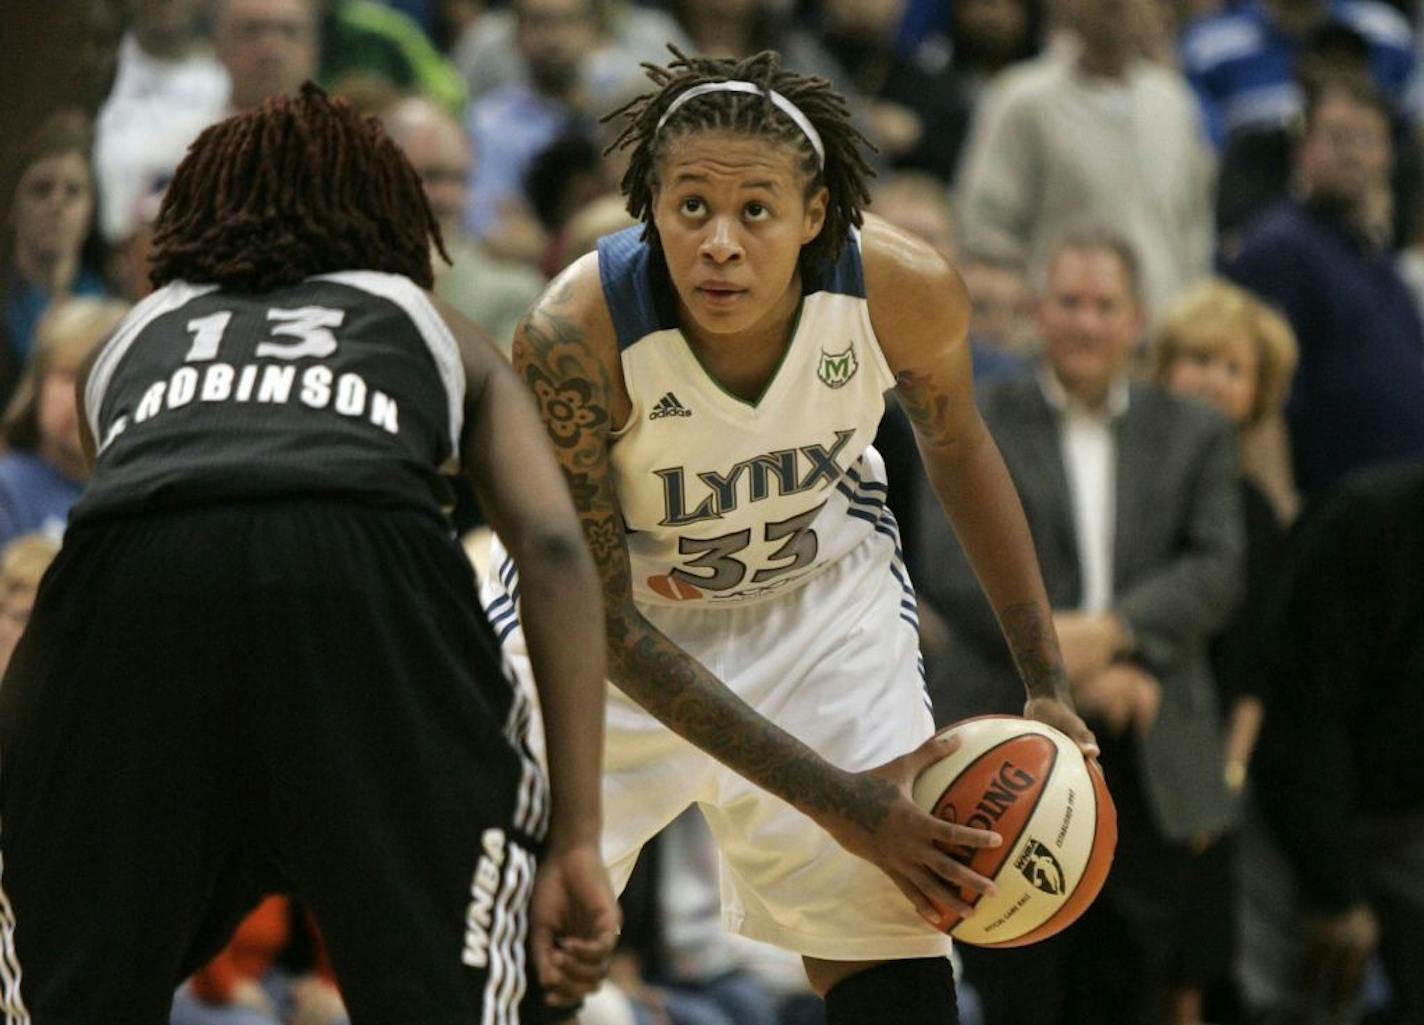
[801,186,828,245]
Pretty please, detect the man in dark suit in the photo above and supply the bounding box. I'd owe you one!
[917,233,1244,1025]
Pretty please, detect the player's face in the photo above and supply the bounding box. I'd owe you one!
[1037,247,1143,403]
[12,152,94,265]
[653,133,828,339]
[1165,331,1259,427]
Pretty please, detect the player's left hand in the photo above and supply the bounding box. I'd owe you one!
[530,838,621,1008]
[1024,693,1100,759]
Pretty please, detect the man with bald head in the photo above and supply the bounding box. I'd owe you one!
[382,96,544,356]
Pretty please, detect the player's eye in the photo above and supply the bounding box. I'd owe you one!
[744,202,769,221]
[680,197,705,216]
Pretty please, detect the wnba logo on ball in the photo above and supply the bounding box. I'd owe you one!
[1015,839,1065,895]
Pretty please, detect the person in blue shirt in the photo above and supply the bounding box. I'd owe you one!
[0,297,128,547]
[1225,77,1424,499]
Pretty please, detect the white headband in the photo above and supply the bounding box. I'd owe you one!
[654,81,825,168]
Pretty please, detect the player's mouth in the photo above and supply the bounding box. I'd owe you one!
[695,283,748,308]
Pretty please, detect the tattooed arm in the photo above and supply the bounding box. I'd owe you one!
[863,216,1097,753]
[512,255,1002,925]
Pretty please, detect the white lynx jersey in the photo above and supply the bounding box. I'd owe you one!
[597,226,903,608]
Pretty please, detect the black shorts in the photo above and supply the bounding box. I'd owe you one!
[0,500,552,1025]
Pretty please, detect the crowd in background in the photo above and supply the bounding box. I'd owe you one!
[2,0,1422,1024]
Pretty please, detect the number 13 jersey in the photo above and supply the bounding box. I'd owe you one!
[598,226,899,607]
[74,271,465,526]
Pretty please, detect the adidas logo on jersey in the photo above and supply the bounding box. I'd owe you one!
[649,392,693,420]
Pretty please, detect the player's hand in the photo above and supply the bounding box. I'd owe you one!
[530,838,621,1008]
[1024,693,1100,759]
[1303,904,1379,1014]
[825,731,1002,929]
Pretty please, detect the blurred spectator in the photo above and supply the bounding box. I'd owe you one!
[214,0,322,113]
[0,534,61,677]
[0,0,123,179]
[871,171,957,259]
[1150,279,1300,1025]
[453,0,687,109]
[94,0,228,245]
[319,0,467,116]
[381,96,545,356]
[3,113,113,376]
[962,255,1036,358]
[671,0,849,85]
[551,193,637,275]
[463,0,599,249]
[936,0,1044,98]
[1179,0,1415,151]
[525,131,618,276]
[817,0,974,181]
[1239,460,1424,1025]
[955,0,1214,315]
[110,181,167,302]
[0,298,129,548]
[1225,77,1424,499]
[923,234,1242,1025]
[1204,22,1423,249]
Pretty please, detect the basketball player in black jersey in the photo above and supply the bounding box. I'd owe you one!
[0,85,618,1024]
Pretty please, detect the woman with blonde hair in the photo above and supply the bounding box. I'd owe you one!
[0,532,60,675]
[1151,277,1299,1025]
[0,295,128,545]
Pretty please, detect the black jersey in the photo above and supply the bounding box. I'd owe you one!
[73,271,465,524]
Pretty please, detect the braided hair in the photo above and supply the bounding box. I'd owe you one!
[150,84,447,293]
[603,48,874,277]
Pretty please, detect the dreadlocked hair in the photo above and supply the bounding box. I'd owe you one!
[603,47,874,278]
[150,83,448,292]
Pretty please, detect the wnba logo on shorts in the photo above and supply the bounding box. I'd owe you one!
[462,828,507,968]
[647,574,704,601]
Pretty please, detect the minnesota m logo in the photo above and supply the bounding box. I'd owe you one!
[818,345,859,389]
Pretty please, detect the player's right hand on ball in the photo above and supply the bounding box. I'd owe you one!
[823,731,1001,929]
[530,838,621,1008]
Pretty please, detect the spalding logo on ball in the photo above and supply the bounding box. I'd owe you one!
[911,715,1117,947]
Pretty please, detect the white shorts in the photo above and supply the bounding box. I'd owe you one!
[482,530,951,961]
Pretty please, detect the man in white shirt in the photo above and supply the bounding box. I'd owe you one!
[94,0,229,244]
[955,0,1215,315]
[919,232,1244,1025]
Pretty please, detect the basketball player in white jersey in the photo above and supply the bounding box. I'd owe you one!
[483,49,1099,1024]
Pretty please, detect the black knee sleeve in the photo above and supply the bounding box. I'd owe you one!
[824,957,959,1025]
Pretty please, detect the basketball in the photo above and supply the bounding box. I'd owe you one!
[911,715,1117,947]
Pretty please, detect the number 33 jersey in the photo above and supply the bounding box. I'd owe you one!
[597,227,900,608]
[73,271,465,525]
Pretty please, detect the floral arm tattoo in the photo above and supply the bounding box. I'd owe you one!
[897,367,1071,703]
[514,286,897,832]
